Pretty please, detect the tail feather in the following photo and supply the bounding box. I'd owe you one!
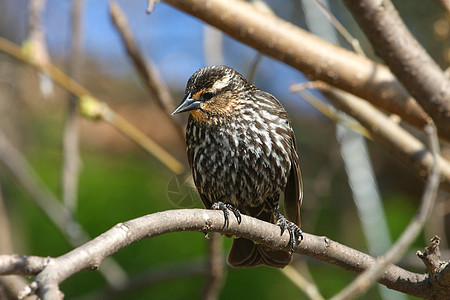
[227,237,292,268]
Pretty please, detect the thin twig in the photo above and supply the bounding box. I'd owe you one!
[247,53,262,84]
[290,83,371,139]
[331,123,441,299]
[61,0,85,220]
[1,209,441,299]
[0,36,184,174]
[314,84,450,191]
[109,1,185,141]
[281,265,324,300]
[436,0,450,14]
[311,0,365,56]
[26,0,53,99]
[146,0,157,13]
[0,183,36,300]
[203,233,225,300]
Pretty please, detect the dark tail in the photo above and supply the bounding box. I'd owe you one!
[227,237,292,268]
[227,205,292,268]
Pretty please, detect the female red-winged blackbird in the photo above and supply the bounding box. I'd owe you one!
[172,65,302,268]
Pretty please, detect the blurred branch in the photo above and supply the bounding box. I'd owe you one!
[310,82,450,191]
[0,183,36,300]
[161,0,438,139]
[1,209,446,299]
[0,183,12,254]
[26,0,53,99]
[331,123,441,299]
[247,53,262,84]
[203,233,225,300]
[86,258,206,300]
[109,1,185,141]
[436,0,450,13]
[344,0,450,140]
[290,84,371,139]
[0,36,184,174]
[281,265,324,300]
[146,0,157,14]
[0,132,127,288]
[311,0,364,56]
[79,97,184,173]
[61,0,85,220]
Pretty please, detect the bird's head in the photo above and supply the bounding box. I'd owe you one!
[172,65,251,123]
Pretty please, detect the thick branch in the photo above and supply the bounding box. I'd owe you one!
[160,0,439,138]
[0,209,437,299]
[344,0,450,139]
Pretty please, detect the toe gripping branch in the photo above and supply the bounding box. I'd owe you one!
[211,201,242,228]
[275,208,303,254]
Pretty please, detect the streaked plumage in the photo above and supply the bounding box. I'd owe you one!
[172,65,302,268]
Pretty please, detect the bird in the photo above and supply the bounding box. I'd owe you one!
[172,65,303,268]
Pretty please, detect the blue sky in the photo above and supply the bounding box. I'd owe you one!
[39,0,312,112]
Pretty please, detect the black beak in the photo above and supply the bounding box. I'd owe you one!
[171,93,201,115]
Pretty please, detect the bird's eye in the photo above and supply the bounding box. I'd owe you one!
[203,92,214,101]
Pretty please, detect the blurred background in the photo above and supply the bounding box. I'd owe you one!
[0,0,449,299]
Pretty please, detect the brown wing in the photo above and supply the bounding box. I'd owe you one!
[283,131,303,226]
[253,90,302,226]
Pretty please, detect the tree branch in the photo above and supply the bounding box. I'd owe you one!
[1,209,445,299]
[109,1,185,141]
[303,83,450,191]
[160,0,441,139]
[331,123,441,299]
[344,0,450,139]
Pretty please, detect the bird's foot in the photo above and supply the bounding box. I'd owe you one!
[275,208,303,254]
[211,201,242,228]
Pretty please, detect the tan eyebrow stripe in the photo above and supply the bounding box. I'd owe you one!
[193,89,205,99]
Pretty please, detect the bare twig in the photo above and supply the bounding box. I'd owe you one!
[290,84,371,139]
[331,123,441,299]
[436,0,450,16]
[61,0,85,219]
[109,1,185,141]
[281,265,324,300]
[26,0,53,99]
[314,84,450,191]
[417,236,450,299]
[0,183,12,254]
[0,183,36,300]
[0,132,127,287]
[203,25,224,66]
[161,0,436,138]
[203,233,225,300]
[0,36,184,174]
[311,0,365,56]
[146,0,157,14]
[344,0,450,139]
[0,209,444,299]
[79,98,184,173]
[247,53,262,84]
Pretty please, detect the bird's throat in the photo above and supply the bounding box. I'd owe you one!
[190,109,210,124]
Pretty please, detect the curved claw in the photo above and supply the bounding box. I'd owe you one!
[275,208,303,254]
[211,201,242,228]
